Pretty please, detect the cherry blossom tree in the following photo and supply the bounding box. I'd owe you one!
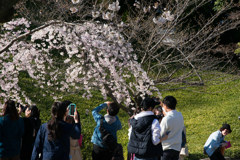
[0,17,160,114]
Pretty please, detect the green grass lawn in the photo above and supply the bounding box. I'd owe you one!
[10,78,240,160]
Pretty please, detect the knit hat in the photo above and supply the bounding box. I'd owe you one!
[222,124,232,133]
[140,98,160,110]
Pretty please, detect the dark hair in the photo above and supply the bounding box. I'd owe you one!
[155,106,163,112]
[27,105,40,119]
[219,127,232,133]
[65,115,75,125]
[108,102,119,116]
[154,106,163,115]
[62,100,72,107]
[65,111,80,125]
[220,127,225,132]
[133,107,141,115]
[2,100,19,121]
[47,102,67,141]
[163,96,177,110]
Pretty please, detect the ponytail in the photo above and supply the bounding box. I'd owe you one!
[47,102,67,141]
[48,117,61,141]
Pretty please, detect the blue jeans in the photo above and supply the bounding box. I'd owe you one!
[134,157,158,160]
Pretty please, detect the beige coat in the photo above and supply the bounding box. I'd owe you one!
[69,138,82,160]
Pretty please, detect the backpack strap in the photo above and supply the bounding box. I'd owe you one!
[99,116,111,141]
[100,116,104,127]
[99,116,105,138]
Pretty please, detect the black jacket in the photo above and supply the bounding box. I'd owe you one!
[128,115,163,158]
[20,117,41,160]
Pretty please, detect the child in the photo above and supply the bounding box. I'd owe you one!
[65,114,83,160]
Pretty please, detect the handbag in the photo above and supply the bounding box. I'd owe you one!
[78,134,83,147]
[181,130,187,148]
[99,116,119,153]
[180,146,189,156]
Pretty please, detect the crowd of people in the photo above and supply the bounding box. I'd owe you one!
[0,96,232,160]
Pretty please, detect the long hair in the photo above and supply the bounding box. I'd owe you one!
[2,100,19,121]
[27,105,40,119]
[47,101,67,141]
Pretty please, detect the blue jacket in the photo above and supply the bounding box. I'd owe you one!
[31,121,81,160]
[0,115,24,158]
[91,103,122,148]
[204,130,225,156]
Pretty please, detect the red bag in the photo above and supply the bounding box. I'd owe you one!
[78,134,83,147]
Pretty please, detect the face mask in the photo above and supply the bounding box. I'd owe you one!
[162,107,168,115]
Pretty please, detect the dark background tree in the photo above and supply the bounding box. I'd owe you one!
[0,0,20,23]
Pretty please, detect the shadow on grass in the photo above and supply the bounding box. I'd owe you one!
[185,153,240,160]
[185,153,208,160]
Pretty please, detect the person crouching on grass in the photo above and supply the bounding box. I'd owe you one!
[204,124,232,160]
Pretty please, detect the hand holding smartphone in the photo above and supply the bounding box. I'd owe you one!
[68,103,76,116]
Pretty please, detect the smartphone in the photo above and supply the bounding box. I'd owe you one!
[68,103,76,116]
[166,131,171,135]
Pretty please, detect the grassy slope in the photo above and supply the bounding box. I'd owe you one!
[16,78,240,160]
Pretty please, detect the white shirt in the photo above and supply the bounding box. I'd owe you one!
[160,110,184,151]
[128,111,161,145]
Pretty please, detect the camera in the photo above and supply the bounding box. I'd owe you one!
[152,97,160,103]
[16,103,24,110]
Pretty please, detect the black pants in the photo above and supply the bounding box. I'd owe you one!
[162,149,180,160]
[92,144,113,160]
[209,151,226,160]
[0,155,20,160]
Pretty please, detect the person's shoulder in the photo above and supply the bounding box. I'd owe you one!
[213,130,221,136]
[40,122,48,129]
[115,115,120,119]
[60,120,75,131]
[0,116,3,123]
[18,116,25,123]
[0,114,9,120]
[209,130,220,137]
[170,110,183,118]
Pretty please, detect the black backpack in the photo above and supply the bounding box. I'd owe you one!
[99,116,119,153]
